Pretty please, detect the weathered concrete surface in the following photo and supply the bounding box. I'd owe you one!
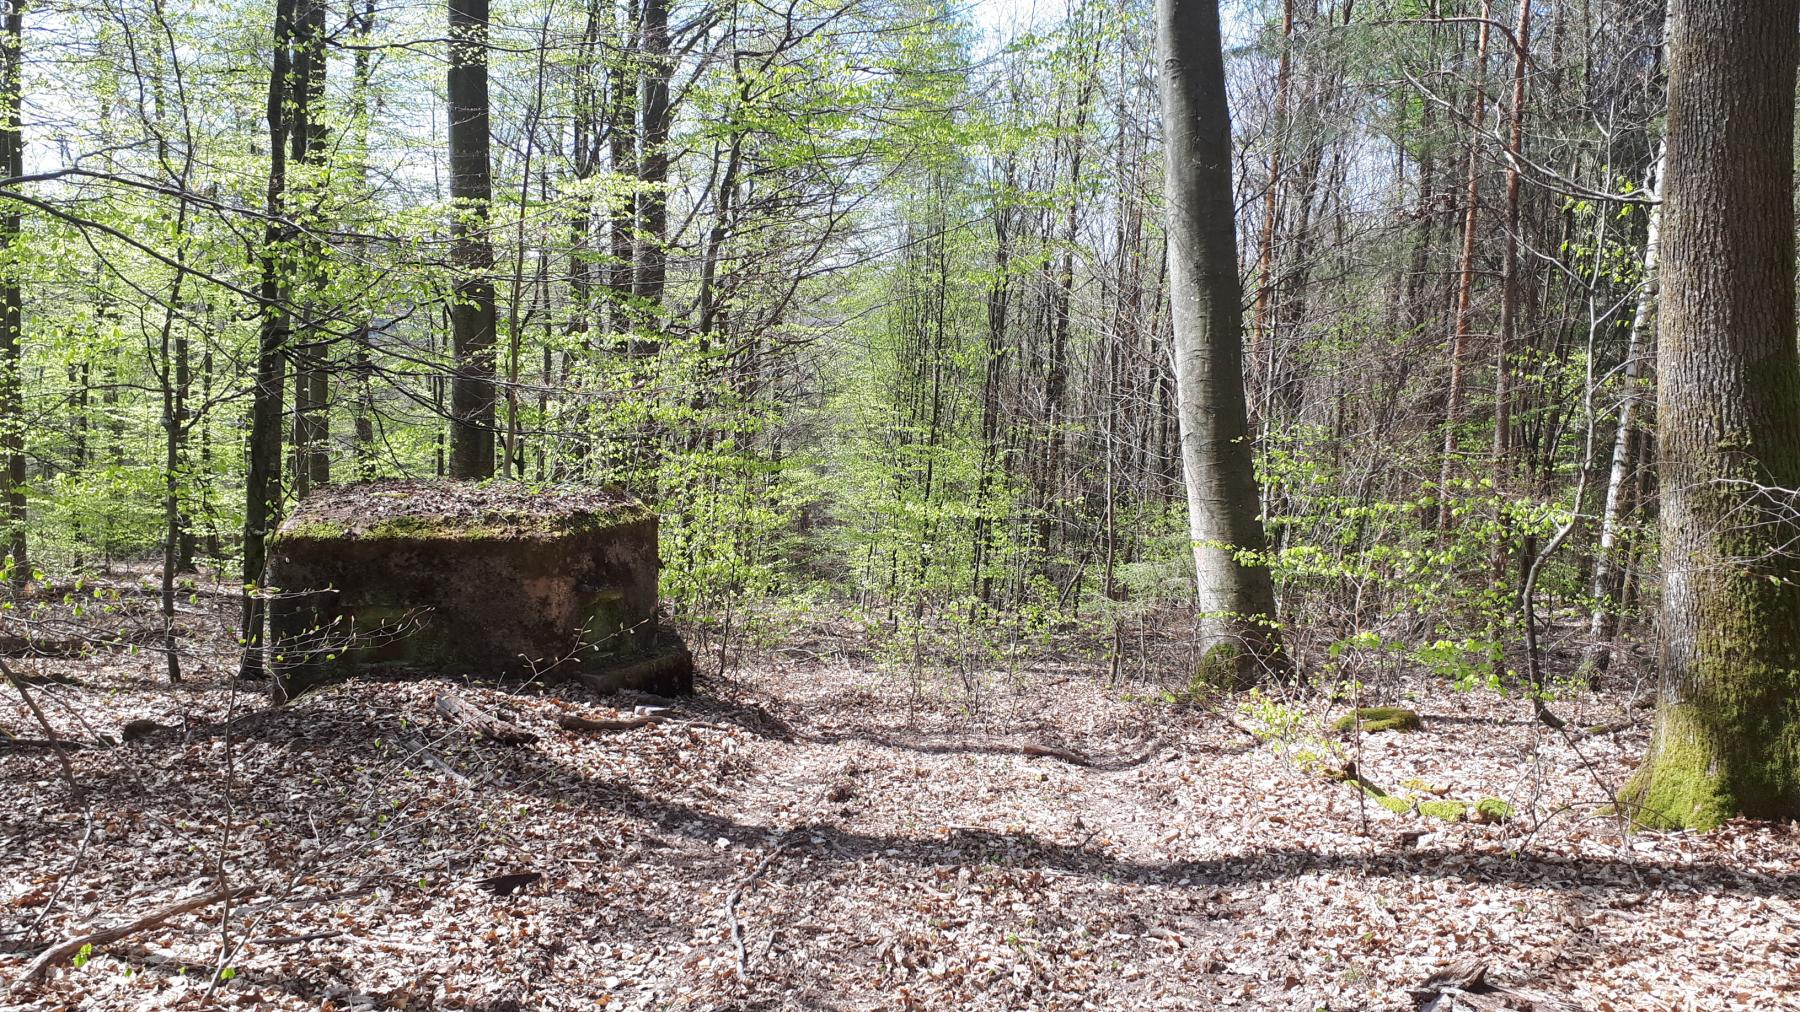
[266,480,691,701]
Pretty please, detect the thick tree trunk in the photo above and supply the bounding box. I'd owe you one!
[1155,0,1285,684]
[1623,0,1800,830]
[446,0,497,479]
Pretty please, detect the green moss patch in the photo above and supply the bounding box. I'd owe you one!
[1417,799,1468,822]
[273,480,655,544]
[1473,797,1514,823]
[1333,706,1422,734]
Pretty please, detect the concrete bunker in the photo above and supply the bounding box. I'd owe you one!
[265,480,691,701]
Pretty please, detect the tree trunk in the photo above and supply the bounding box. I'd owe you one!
[1437,0,1491,531]
[1623,0,1800,830]
[632,0,670,317]
[240,0,297,680]
[0,0,26,588]
[1584,143,1664,676]
[446,0,497,479]
[1155,0,1285,684]
[290,0,330,496]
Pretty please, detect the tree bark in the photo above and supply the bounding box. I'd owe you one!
[632,0,670,317]
[241,0,297,680]
[446,0,497,479]
[0,0,26,587]
[1584,143,1664,676]
[1437,0,1491,531]
[290,0,330,495]
[1155,0,1285,684]
[1623,0,1800,830]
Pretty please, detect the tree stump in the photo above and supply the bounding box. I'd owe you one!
[265,480,691,701]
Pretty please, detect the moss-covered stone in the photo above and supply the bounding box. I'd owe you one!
[1417,799,1468,822]
[1473,797,1514,823]
[1374,794,1412,815]
[1333,706,1422,734]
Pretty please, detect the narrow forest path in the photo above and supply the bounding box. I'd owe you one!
[4,622,1798,1010]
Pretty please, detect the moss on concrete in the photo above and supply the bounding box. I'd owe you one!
[277,504,654,545]
[1333,706,1422,734]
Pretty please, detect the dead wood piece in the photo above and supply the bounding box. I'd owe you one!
[556,708,739,735]
[15,885,251,988]
[402,735,471,783]
[433,693,538,745]
[1579,718,1637,737]
[472,872,541,896]
[1020,743,1092,766]
[121,718,172,742]
[0,735,88,752]
[253,929,344,946]
[557,712,655,732]
[726,838,796,981]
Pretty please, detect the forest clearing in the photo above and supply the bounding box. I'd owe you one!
[5,581,1797,1010]
[4,0,1800,1007]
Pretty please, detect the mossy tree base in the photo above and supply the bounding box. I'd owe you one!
[1334,707,1422,734]
[1621,696,1800,831]
[265,480,690,702]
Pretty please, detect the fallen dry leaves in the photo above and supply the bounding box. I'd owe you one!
[1,591,1796,1010]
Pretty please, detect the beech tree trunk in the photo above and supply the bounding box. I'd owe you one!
[1623,0,1800,830]
[632,0,670,317]
[240,0,296,679]
[446,0,497,479]
[0,0,26,586]
[1155,0,1284,684]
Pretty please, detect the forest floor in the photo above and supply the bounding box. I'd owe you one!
[3,577,1799,1010]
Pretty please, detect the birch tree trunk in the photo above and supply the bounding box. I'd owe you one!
[1583,142,1664,676]
[1623,0,1800,830]
[1155,0,1284,685]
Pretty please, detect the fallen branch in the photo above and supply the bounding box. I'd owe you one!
[556,709,739,735]
[433,693,537,746]
[1019,743,1092,766]
[725,837,796,982]
[0,736,88,752]
[15,885,251,988]
[557,712,655,732]
[252,929,343,947]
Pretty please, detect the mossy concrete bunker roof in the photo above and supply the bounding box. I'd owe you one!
[274,480,653,542]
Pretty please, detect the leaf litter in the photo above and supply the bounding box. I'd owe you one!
[1,596,1796,1010]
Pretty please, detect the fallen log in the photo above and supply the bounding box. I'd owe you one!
[15,885,251,988]
[433,693,538,745]
[1019,743,1092,766]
